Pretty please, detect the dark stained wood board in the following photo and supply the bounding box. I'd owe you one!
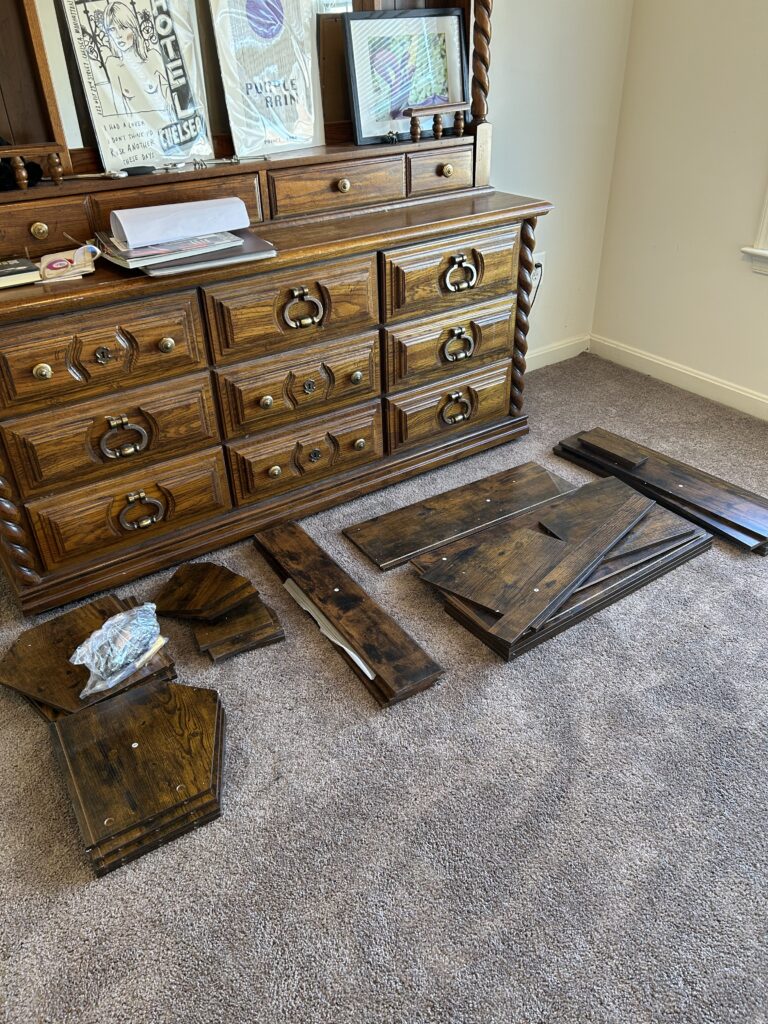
[154,563,256,620]
[555,429,768,553]
[342,461,577,569]
[255,522,443,706]
[51,680,222,851]
[192,594,285,655]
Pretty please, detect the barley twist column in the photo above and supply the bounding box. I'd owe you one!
[471,0,493,125]
[511,217,537,417]
[0,475,41,587]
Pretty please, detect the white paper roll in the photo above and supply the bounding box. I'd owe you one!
[110,197,250,249]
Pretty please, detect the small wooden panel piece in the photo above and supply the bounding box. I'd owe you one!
[385,360,512,452]
[383,297,516,389]
[407,147,474,197]
[26,449,232,570]
[255,521,443,706]
[203,253,379,364]
[51,679,223,873]
[381,225,520,322]
[0,292,206,414]
[343,461,576,570]
[2,372,219,498]
[154,562,255,621]
[0,195,90,259]
[0,594,173,713]
[215,333,381,439]
[268,155,406,218]
[193,594,285,662]
[227,401,384,506]
[555,428,768,553]
[87,174,263,231]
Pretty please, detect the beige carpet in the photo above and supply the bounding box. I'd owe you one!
[1,353,766,1024]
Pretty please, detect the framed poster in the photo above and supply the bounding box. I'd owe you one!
[344,9,468,146]
[208,0,320,157]
[59,0,214,171]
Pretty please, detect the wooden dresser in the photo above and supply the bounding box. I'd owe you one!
[0,3,551,614]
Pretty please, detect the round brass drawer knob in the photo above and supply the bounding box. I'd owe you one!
[259,395,274,409]
[158,337,176,353]
[30,221,49,241]
[441,163,454,179]
[337,178,352,194]
[32,362,53,381]
[350,370,363,384]
[268,465,282,478]
[353,438,367,451]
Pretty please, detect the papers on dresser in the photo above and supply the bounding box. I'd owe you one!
[283,578,376,681]
[110,197,250,249]
[96,231,244,269]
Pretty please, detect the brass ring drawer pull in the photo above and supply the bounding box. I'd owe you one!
[441,326,475,363]
[443,254,479,293]
[440,390,472,426]
[283,286,324,329]
[118,490,165,531]
[99,415,149,459]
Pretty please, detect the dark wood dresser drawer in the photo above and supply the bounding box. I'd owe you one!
[227,401,383,506]
[384,297,516,390]
[2,372,219,498]
[381,224,519,322]
[385,360,512,452]
[0,293,206,413]
[0,195,91,259]
[204,253,379,363]
[88,174,263,231]
[216,333,380,439]
[407,147,474,197]
[26,449,231,571]
[268,156,405,218]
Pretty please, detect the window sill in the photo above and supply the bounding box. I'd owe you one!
[741,247,768,275]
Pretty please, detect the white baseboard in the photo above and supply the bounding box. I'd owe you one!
[589,334,768,421]
[526,335,589,372]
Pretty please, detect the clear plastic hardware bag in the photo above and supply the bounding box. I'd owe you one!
[71,603,167,700]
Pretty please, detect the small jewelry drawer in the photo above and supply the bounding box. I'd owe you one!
[215,333,381,439]
[0,195,91,259]
[226,401,383,506]
[381,224,519,323]
[385,360,512,453]
[2,372,219,498]
[0,292,206,413]
[268,156,405,218]
[384,297,516,390]
[203,253,379,363]
[407,147,474,197]
[26,449,231,571]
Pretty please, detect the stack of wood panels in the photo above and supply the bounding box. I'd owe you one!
[0,594,176,722]
[155,562,284,662]
[555,428,768,554]
[51,679,224,876]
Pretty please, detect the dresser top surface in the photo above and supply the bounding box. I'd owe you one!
[0,190,551,326]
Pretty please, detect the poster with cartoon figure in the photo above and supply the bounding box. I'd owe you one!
[60,0,214,170]
[208,0,319,157]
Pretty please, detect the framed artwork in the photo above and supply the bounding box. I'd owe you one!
[343,9,469,146]
[58,0,214,172]
[208,0,321,157]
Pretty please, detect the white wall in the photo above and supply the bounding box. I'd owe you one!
[490,0,635,369]
[592,0,768,419]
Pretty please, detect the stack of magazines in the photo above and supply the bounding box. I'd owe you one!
[98,197,276,276]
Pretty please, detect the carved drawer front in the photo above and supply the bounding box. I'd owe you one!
[407,147,474,197]
[227,401,383,506]
[381,224,520,323]
[26,449,231,571]
[385,361,512,453]
[216,333,381,439]
[3,373,219,499]
[204,253,379,363]
[88,174,262,231]
[0,196,91,259]
[268,156,405,218]
[0,293,206,413]
[384,297,516,390]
